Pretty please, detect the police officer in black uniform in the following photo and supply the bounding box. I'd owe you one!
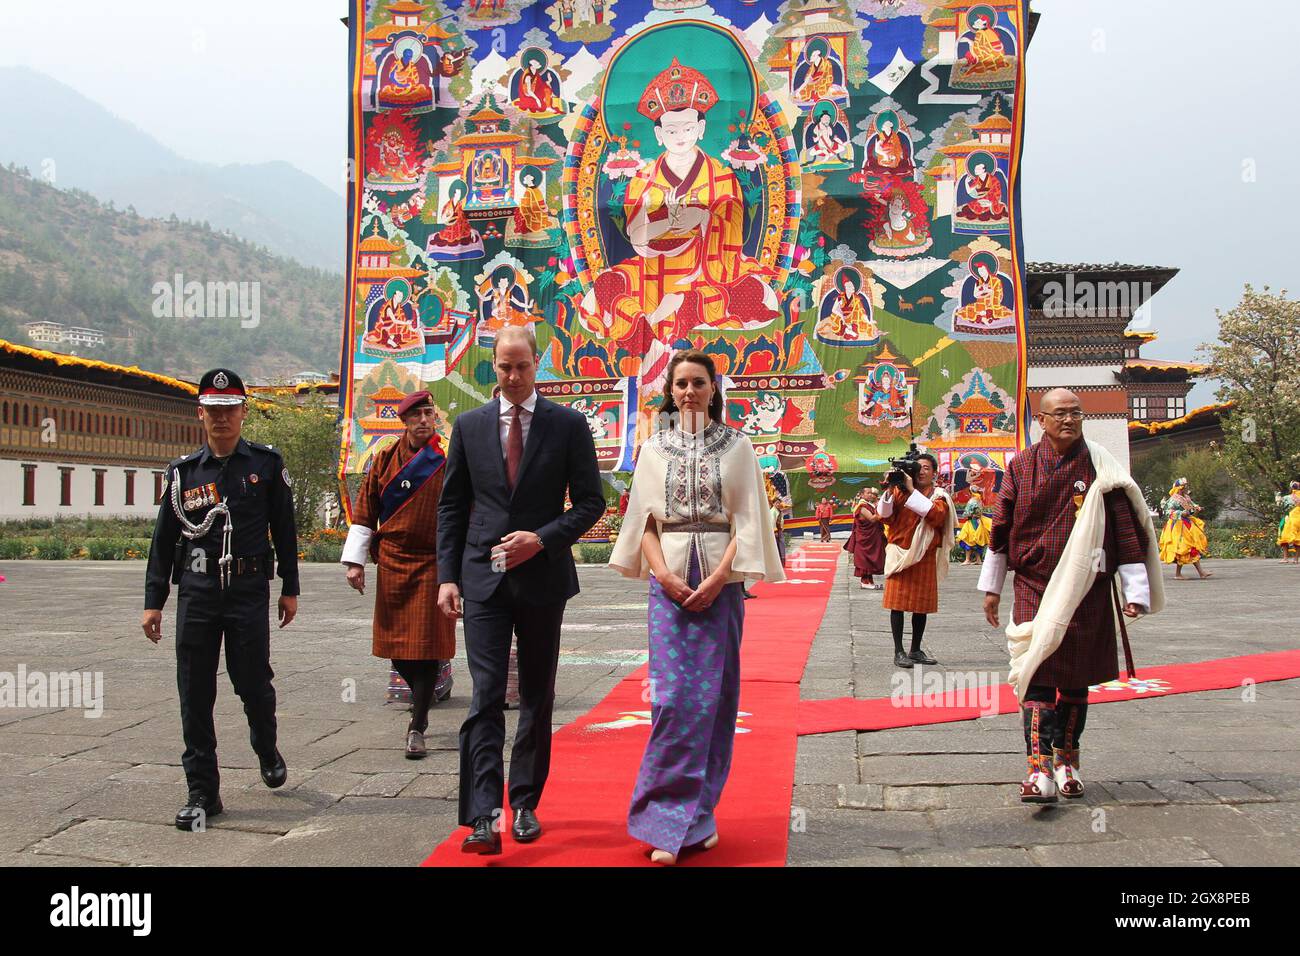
[141,369,301,831]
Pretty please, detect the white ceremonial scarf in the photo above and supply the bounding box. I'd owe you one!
[1005,439,1166,699]
[883,486,957,584]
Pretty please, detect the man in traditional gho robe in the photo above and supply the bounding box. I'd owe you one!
[589,58,779,345]
[980,389,1164,804]
[342,391,456,758]
[880,453,955,669]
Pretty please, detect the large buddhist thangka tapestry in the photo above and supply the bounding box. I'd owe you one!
[339,0,1030,517]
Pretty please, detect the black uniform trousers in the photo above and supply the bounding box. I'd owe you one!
[458,582,566,826]
[175,570,278,797]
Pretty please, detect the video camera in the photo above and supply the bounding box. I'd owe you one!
[885,442,924,490]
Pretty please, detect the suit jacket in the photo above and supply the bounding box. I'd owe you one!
[436,394,605,605]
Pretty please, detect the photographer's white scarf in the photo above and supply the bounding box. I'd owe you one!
[884,486,957,583]
[1006,440,1165,699]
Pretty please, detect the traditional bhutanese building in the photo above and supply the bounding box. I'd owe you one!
[1121,329,1204,423]
[246,373,341,406]
[1023,261,1180,471]
[1,340,200,519]
[1129,402,1232,466]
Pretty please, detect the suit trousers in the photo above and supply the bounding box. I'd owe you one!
[174,572,278,797]
[458,581,566,825]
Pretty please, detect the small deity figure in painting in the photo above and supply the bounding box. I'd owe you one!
[868,184,933,257]
[792,38,848,107]
[959,5,1011,76]
[861,365,911,428]
[953,251,1014,331]
[364,279,428,357]
[861,110,915,182]
[511,48,564,119]
[802,101,853,169]
[955,151,1009,227]
[477,265,541,341]
[376,40,434,112]
[816,268,879,345]
[584,58,779,346]
[426,179,485,262]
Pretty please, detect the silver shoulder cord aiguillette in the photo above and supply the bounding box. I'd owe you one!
[171,468,234,588]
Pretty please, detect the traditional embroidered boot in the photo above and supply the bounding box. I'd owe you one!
[1020,702,1058,803]
[1052,746,1084,798]
[1052,691,1088,798]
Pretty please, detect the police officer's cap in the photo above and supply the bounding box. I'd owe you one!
[197,368,247,406]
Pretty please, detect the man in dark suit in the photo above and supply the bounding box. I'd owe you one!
[437,326,604,854]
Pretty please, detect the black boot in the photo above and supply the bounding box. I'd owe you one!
[175,792,223,831]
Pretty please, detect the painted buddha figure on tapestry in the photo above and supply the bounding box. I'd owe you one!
[586,58,780,347]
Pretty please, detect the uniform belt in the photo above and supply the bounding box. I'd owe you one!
[189,554,271,577]
[661,522,730,534]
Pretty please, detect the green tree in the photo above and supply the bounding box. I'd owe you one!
[243,395,341,534]
[1197,285,1300,518]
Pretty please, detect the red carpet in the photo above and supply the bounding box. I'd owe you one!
[421,544,841,867]
[795,648,1300,736]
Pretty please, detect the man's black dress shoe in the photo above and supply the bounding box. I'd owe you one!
[259,750,288,789]
[893,650,914,669]
[175,793,223,831]
[909,648,938,665]
[512,807,542,842]
[461,816,502,855]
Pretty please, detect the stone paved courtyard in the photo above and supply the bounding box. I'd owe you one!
[1,548,1296,867]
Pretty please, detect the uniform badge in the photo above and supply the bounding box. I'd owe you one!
[249,473,259,484]
[282,468,292,487]
[213,371,229,389]
[1072,479,1087,515]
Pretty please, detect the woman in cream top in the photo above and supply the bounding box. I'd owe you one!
[609,349,784,864]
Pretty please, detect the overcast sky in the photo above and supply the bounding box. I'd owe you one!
[1,0,1293,404]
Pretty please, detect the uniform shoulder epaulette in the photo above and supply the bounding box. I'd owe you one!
[168,449,202,470]
[248,441,283,459]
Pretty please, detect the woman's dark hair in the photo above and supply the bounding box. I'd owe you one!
[659,349,724,424]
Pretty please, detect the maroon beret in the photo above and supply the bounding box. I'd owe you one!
[396,390,433,418]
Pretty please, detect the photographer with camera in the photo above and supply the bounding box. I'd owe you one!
[878,448,956,669]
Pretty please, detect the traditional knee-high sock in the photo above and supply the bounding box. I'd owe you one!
[1022,686,1057,776]
[392,659,437,733]
[909,613,928,653]
[1053,688,1089,765]
[890,610,905,654]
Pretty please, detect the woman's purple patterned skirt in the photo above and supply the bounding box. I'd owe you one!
[628,549,745,856]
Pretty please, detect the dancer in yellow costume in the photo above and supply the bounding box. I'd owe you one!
[956,496,991,565]
[1159,478,1213,579]
[587,59,778,348]
[1278,480,1300,563]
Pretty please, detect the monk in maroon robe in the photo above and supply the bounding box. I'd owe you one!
[844,489,885,588]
